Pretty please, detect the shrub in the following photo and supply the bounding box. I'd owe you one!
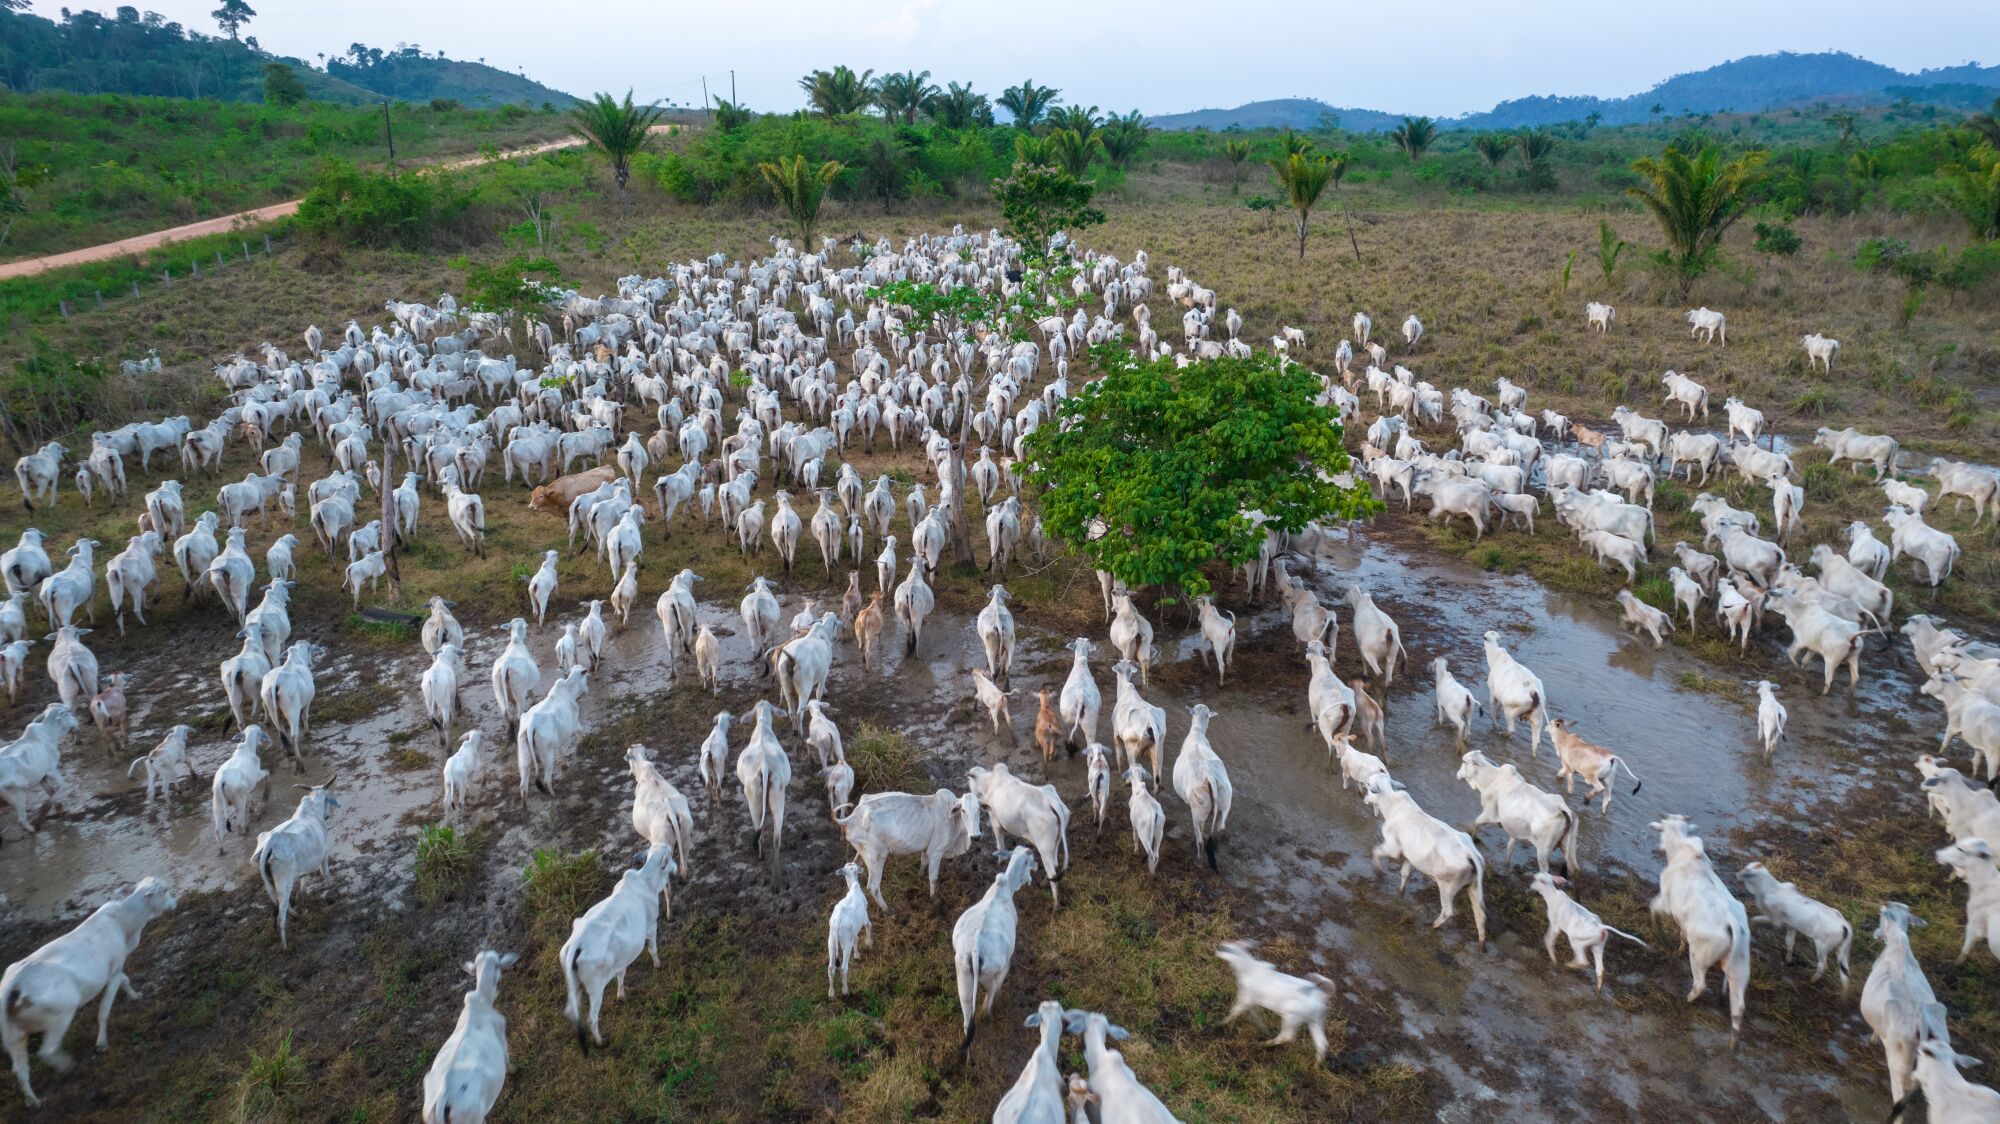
[1753,221,1801,256]
[294,158,482,249]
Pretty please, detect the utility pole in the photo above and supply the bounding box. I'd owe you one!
[701,76,709,111]
[382,102,397,175]
[730,70,736,105]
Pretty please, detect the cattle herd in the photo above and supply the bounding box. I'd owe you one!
[0,226,1998,1121]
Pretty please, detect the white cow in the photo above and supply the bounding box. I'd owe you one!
[1,877,178,1107]
[1362,775,1487,945]
[420,949,521,1124]
[1647,815,1750,1047]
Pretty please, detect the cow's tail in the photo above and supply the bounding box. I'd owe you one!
[564,942,588,1053]
[1614,755,1643,796]
[1558,804,1581,878]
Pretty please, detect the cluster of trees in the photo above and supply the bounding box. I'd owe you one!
[0,2,272,99]
[644,70,1150,210]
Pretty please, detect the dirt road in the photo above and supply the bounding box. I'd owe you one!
[0,137,587,282]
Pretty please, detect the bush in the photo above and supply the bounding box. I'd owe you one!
[1753,221,1801,256]
[294,158,482,250]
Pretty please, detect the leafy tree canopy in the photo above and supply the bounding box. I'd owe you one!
[1025,346,1376,597]
[992,161,1103,267]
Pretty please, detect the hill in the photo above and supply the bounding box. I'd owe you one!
[0,8,573,107]
[1150,51,2000,131]
[324,45,576,108]
[1145,98,1404,133]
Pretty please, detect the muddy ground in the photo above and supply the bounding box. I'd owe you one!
[1,463,1992,1121]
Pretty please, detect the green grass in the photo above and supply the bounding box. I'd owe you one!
[523,848,604,929]
[232,1030,303,1124]
[844,724,927,796]
[413,824,472,902]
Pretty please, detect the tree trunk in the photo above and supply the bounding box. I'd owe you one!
[1297,210,1309,260]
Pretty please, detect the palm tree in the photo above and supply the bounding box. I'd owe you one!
[1269,152,1336,259]
[1013,133,1054,167]
[758,154,845,247]
[1518,129,1559,191]
[1473,134,1511,168]
[798,66,874,116]
[1967,96,2000,148]
[871,70,937,125]
[1937,153,2000,240]
[998,80,1060,128]
[1047,105,1101,136]
[925,82,991,129]
[1044,128,1104,179]
[711,98,752,132]
[1389,116,1437,161]
[1277,127,1314,159]
[569,90,663,219]
[1099,112,1150,170]
[1222,138,1252,193]
[1626,142,1768,296]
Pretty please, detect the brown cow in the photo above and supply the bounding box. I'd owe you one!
[528,465,619,515]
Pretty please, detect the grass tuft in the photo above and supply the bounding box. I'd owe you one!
[414,824,472,902]
[524,848,604,926]
[845,724,927,796]
[232,1030,304,1124]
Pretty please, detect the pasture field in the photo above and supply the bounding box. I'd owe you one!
[0,177,1996,1122]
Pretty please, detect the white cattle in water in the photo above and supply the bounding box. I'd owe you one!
[1646,815,1750,1048]
[1362,775,1487,945]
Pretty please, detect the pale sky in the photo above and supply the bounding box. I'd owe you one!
[27,0,2000,118]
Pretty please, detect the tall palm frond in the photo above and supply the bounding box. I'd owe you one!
[1388,116,1437,161]
[569,89,663,219]
[1626,142,1768,295]
[758,154,845,247]
[998,80,1060,128]
[798,66,875,116]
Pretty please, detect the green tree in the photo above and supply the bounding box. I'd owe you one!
[758,153,844,247]
[1937,144,2000,240]
[1024,348,1375,598]
[1269,152,1336,260]
[261,62,306,107]
[1517,129,1558,191]
[1388,116,1437,161]
[1012,133,1053,168]
[568,89,662,219]
[1100,112,1150,170]
[1276,127,1314,159]
[1047,105,1102,135]
[1473,134,1511,168]
[926,82,991,128]
[1221,138,1252,193]
[871,69,936,125]
[1968,97,2000,148]
[1044,127,1103,179]
[993,160,1104,267]
[488,155,585,247]
[998,80,1060,128]
[799,66,874,116]
[211,0,253,39]
[1625,141,1768,296]
[711,98,753,131]
[1595,219,1627,280]
[859,136,910,213]
[459,255,566,321]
